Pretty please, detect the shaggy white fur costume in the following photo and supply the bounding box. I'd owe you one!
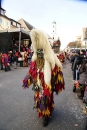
[30,29,62,86]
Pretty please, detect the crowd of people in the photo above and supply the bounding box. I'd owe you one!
[68,49,87,109]
[0,44,33,72]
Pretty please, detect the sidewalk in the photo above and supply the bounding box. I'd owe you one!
[63,60,87,115]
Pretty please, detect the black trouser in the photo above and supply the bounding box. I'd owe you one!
[1,64,3,70]
[20,61,23,67]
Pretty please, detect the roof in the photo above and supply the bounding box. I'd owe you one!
[67,42,74,47]
[0,14,11,21]
[0,14,21,24]
[0,28,30,40]
[0,7,6,11]
[10,18,21,25]
[22,19,35,30]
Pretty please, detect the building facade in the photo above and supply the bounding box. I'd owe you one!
[0,8,21,30]
[0,7,31,52]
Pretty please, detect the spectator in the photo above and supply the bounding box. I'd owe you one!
[13,51,18,69]
[78,59,87,99]
[0,52,3,70]
[2,52,10,72]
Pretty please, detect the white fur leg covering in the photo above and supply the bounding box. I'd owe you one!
[32,52,37,62]
[44,60,51,86]
[44,50,55,70]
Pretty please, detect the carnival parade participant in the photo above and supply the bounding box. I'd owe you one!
[22,29,65,126]
[2,52,10,71]
[23,52,28,67]
[58,52,65,63]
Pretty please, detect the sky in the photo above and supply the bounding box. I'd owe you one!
[1,0,87,50]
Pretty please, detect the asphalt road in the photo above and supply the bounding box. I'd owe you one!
[0,61,87,130]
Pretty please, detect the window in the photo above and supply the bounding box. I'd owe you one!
[12,21,16,26]
[0,18,2,24]
[6,21,8,27]
[1,10,5,15]
[17,23,20,28]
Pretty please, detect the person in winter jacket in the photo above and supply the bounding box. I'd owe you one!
[78,58,87,99]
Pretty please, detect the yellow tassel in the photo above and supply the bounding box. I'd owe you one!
[58,74,60,81]
[59,89,62,93]
[49,84,52,90]
[38,108,41,113]
[57,77,59,84]
[43,108,50,116]
[52,103,54,109]
[59,76,61,82]
[28,79,31,86]
[42,110,45,115]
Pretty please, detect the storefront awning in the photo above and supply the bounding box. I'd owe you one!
[0,28,31,52]
[0,28,30,40]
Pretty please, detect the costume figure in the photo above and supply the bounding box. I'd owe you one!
[23,52,28,67]
[58,53,65,63]
[22,29,65,126]
[2,53,10,71]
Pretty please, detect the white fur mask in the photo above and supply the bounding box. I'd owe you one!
[30,29,62,85]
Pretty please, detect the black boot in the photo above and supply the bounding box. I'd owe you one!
[78,90,84,99]
[73,85,76,92]
[5,66,8,72]
[42,116,49,127]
